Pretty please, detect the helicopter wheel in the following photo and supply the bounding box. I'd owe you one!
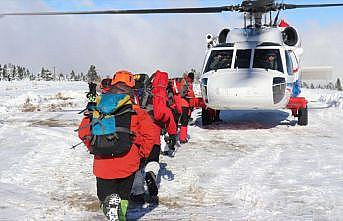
[297,106,308,126]
[202,108,213,126]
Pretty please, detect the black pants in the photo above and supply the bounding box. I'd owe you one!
[180,107,190,127]
[96,173,135,202]
[146,144,160,163]
[172,109,180,127]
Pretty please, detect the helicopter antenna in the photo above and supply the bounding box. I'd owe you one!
[273,10,280,26]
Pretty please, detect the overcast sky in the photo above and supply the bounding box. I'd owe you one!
[0,0,342,78]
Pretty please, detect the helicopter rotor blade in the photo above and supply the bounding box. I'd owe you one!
[281,3,343,10]
[0,6,236,16]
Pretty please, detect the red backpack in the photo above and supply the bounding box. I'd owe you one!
[151,70,170,123]
[139,70,170,123]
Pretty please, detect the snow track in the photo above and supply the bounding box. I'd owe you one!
[0,81,342,220]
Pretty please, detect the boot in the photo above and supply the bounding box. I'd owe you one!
[103,194,121,221]
[179,126,188,144]
[145,171,158,197]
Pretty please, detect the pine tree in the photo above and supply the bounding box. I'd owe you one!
[10,65,16,81]
[3,64,9,81]
[327,82,334,90]
[45,69,55,81]
[87,65,100,82]
[70,70,76,81]
[28,70,35,80]
[80,72,86,81]
[336,78,342,91]
[58,73,65,81]
[17,66,24,80]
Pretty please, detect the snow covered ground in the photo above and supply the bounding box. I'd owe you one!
[0,81,342,221]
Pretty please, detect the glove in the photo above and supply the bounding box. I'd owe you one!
[166,134,177,150]
[87,82,97,102]
[86,92,96,102]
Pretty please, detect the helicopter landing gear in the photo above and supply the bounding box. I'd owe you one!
[201,108,221,126]
[202,107,213,126]
[287,97,308,126]
[297,106,308,126]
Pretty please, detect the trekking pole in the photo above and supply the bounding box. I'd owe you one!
[71,141,84,149]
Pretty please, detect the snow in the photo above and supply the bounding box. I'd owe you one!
[0,81,342,220]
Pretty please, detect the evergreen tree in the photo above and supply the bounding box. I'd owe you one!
[327,82,335,90]
[38,67,45,80]
[70,70,76,81]
[58,73,65,81]
[336,78,342,91]
[17,66,24,80]
[10,65,16,81]
[87,65,100,82]
[80,72,86,81]
[45,69,55,81]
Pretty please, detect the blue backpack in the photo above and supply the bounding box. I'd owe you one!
[90,93,135,157]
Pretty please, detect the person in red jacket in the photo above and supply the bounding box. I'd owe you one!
[179,72,195,144]
[130,71,177,203]
[78,70,155,221]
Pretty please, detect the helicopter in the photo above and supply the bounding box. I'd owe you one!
[1,0,342,126]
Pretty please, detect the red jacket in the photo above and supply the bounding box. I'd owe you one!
[78,105,155,179]
[173,77,195,109]
[151,70,177,136]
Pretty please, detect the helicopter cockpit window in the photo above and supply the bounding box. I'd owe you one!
[204,50,233,73]
[253,49,284,73]
[234,49,252,68]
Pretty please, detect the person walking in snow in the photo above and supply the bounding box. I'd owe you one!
[77,70,155,221]
[179,72,195,144]
[130,71,178,203]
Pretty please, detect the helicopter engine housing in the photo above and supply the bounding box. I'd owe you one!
[282,26,299,47]
[218,28,230,44]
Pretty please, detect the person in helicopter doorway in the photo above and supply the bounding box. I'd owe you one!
[77,71,156,221]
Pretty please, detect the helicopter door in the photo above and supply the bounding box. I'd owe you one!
[285,50,294,75]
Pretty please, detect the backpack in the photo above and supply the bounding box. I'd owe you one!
[89,93,135,157]
[139,71,171,123]
[133,74,150,105]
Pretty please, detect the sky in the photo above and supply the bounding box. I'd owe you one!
[0,0,342,78]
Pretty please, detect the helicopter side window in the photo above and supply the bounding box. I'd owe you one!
[253,49,284,73]
[234,49,251,68]
[204,50,233,73]
[285,50,294,75]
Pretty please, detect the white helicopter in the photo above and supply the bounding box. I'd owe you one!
[1,0,342,126]
[199,1,342,126]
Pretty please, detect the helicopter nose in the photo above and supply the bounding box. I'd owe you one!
[202,70,288,110]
